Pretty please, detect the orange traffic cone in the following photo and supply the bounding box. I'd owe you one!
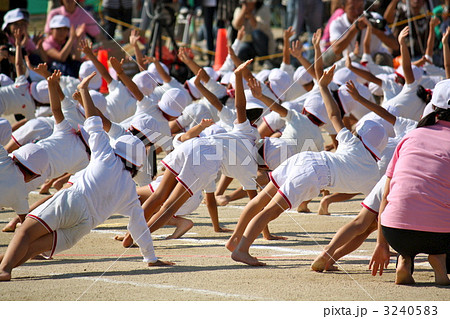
[213,28,228,71]
[98,49,109,94]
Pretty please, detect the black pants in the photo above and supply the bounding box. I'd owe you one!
[102,6,132,39]
[382,226,450,274]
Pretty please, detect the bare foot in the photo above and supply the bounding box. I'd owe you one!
[39,181,53,195]
[297,201,311,213]
[231,250,266,266]
[148,260,175,267]
[2,216,21,232]
[214,227,233,233]
[311,253,329,272]
[0,270,11,281]
[225,236,239,252]
[114,235,125,241]
[318,197,330,215]
[122,234,138,248]
[324,144,335,151]
[428,254,450,285]
[215,195,230,206]
[395,256,415,285]
[263,234,287,240]
[166,219,194,239]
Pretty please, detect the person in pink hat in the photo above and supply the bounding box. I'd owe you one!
[370,79,450,286]
[0,72,173,282]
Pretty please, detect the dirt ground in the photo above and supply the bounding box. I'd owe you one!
[1,183,449,302]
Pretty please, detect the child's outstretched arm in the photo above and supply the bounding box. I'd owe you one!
[282,27,294,66]
[345,54,382,86]
[47,70,65,124]
[228,45,254,83]
[79,39,113,84]
[425,17,440,61]
[13,29,26,77]
[318,65,345,133]
[289,40,316,79]
[194,69,223,111]
[443,27,450,79]
[313,29,324,80]
[346,80,396,125]
[248,77,288,117]
[28,61,65,101]
[178,47,210,82]
[143,56,171,83]
[129,29,145,71]
[234,59,253,124]
[179,119,214,142]
[398,27,415,84]
[110,57,144,101]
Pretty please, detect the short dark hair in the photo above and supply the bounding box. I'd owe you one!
[246,108,263,124]
[120,157,140,178]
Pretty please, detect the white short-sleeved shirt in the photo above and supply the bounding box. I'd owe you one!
[0,145,29,214]
[61,97,85,129]
[176,102,215,132]
[330,12,390,55]
[36,119,90,178]
[380,75,403,101]
[60,116,157,263]
[59,75,80,98]
[361,174,387,215]
[281,109,324,152]
[11,116,55,146]
[106,79,137,123]
[321,128,381,195]
[152,77,192,104]
[382,82,426,122]
[0,75,35,119]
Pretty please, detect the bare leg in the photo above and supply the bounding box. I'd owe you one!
[395,255,416,285]
[428,254,450,285]
[166,217,194,239]
[318,193,359,215]
[225,182,277,252]
[39,178,58,195]
[297,200,311,213]
[2,216,21,233]
[52,173,71,190]
[311,208,377,272]
[0,218,51,281]
[231,192,290,266]
[214,175,233,196]
[4,139,20,153]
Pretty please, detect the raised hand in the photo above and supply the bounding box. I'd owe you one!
[283,26,295,42]
[345,53,353,69]
[69,25,76,40]
[13,29,22,47]
[30,62,49,77]
[199,118,214,128]
[237,26,246,41]
[289,40,304,58]
[398,26,409,45]
[75,23,86,38]
[318,64,336,87]
[312,28,322,48]
[177,47,191,63]
[72,90,82,103]
[228,44,237,58]
[79,38,94,57]
[32,30,44,47]
[345,80,362,101]
[443,26,450,44]
[129,28,141,46]
[47,69,62,85]
[77,71,97,90]
[234,59,253,74]
[248,77,263,99]
[142,55,156,65]
[430,16,440,29]
[195,68,209,83]
[109,57,124,73]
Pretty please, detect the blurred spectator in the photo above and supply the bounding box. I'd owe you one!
[232,0,274,64]
[202,0,218,66]
[288,0,324,42]
[321,0,345,51]
[0,0,27,23]
[45,0,101,42]
[102,0,133,39]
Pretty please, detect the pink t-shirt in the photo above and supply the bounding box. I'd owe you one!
[321,8,344,50]
[44,6,100,38]
[382,121,450,233]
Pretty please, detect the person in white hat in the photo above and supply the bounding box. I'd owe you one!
[227,65,387,266]
[370,78,450,285]
[42,15,84,77]
[0,73,173,282]
[79,40,137,123]
[120,60,261,247]
[0,143,49,232]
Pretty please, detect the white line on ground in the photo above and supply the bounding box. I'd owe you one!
[77,277,273,301]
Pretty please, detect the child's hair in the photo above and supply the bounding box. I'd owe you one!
[129,128,152,147]
[417,107,450,128]
[120,157,140,178]
[246,108,263,124]
[12,157,39,179]
[416,85,432,104]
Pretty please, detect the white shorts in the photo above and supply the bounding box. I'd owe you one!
[12,118,53,146]
[269,152,330,209]
[361,175,386,216]
[149,176,203,216]
[28,190,92,258]
[162,138,220,196]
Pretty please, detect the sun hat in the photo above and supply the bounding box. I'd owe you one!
[49,15,71,29]
[355,119,388,160]
[430,79,450,109]
[79,61,102,90]
[303,93,328,124]
[333,67,358,86]
[132,70,157,96]
[30,80,49,104]
[0,74,14,87]
[293,66,313,85]
[147,62,170,85]
[268,69,291,101]
[184,76,201,100]
[2,8,28,31]
[129,114,158,144]
[158,88,189,117]
[204,67,220,81]
[244,89,265,110]
[112,134,146,168]
[395,65,424,83]
[255,69,271,82]
[12,144,49,176]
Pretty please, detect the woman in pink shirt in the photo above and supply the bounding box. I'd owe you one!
[370,79,450,286]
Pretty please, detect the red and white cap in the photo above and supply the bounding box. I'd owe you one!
[255,69,271,82]
[333,67,357,86]
[184,76,201,100]
[355,119,388,160]
[113,134,146,168]
[0,74,14,87]
[30,80,49,104]
[12,143,49,176]
[2,8,28,30]
[220,72,233,85]
[244,89,265,110]
[147,62,169,85]
[79,61,102,90]
[293,66,313,85]
[268,69,290,101]
[132,70,157,96]
[395,65,424,83]
[430,79,450,109]
[49,15,71,29]
[0,117,12,146]
[303,93,328,124]
[129,114,158,143]
[159,88,189,117]
[204,67,220,81]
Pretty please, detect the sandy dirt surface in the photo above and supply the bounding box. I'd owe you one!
[1,185,449,302]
